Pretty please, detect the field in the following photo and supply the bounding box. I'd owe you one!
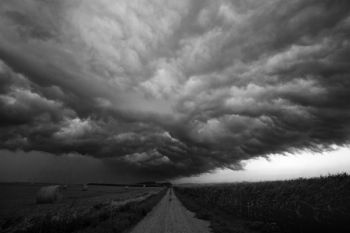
[0,183,166,233]
[2,175,350,233]
[175,174,350,233]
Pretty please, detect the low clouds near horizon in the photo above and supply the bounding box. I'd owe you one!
[0,0,350,181]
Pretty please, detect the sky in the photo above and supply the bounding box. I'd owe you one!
[175,146,350,183]
[0,0,350,183]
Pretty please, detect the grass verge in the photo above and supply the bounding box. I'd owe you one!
[175,189,276,233]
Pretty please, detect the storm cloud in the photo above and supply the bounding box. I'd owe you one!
[0,0,350,180]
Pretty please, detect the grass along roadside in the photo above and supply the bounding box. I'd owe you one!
[174,188,268,233]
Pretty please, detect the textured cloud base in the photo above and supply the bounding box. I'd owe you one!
[0,0,350,180]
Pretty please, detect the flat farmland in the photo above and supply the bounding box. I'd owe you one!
[175,174,350,233]
[0,183,165,233]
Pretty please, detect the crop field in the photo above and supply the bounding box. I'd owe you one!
[2,175,349,233]
[0,183,165,233]
[175,174,350,233]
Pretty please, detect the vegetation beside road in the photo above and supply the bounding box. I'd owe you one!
[175,174,350,233]
[1,187,167,233]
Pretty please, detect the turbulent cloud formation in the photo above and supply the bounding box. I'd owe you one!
[1,0,350,180]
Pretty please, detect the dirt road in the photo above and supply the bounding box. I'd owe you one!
[130,188,212,233]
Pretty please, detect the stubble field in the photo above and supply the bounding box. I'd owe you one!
[0,183,165,233]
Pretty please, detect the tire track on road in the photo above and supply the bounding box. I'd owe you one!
[129,188,211,233]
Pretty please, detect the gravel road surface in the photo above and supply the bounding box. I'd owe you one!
[130,188,211,233]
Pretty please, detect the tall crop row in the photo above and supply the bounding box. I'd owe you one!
[175,174,350,233]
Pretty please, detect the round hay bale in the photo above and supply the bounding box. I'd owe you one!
[36,185,62,204]
[82,184,88,191]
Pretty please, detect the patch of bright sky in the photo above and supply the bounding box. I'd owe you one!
[174,146,350,184]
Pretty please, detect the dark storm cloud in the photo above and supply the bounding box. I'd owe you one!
[0,0,350,180]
